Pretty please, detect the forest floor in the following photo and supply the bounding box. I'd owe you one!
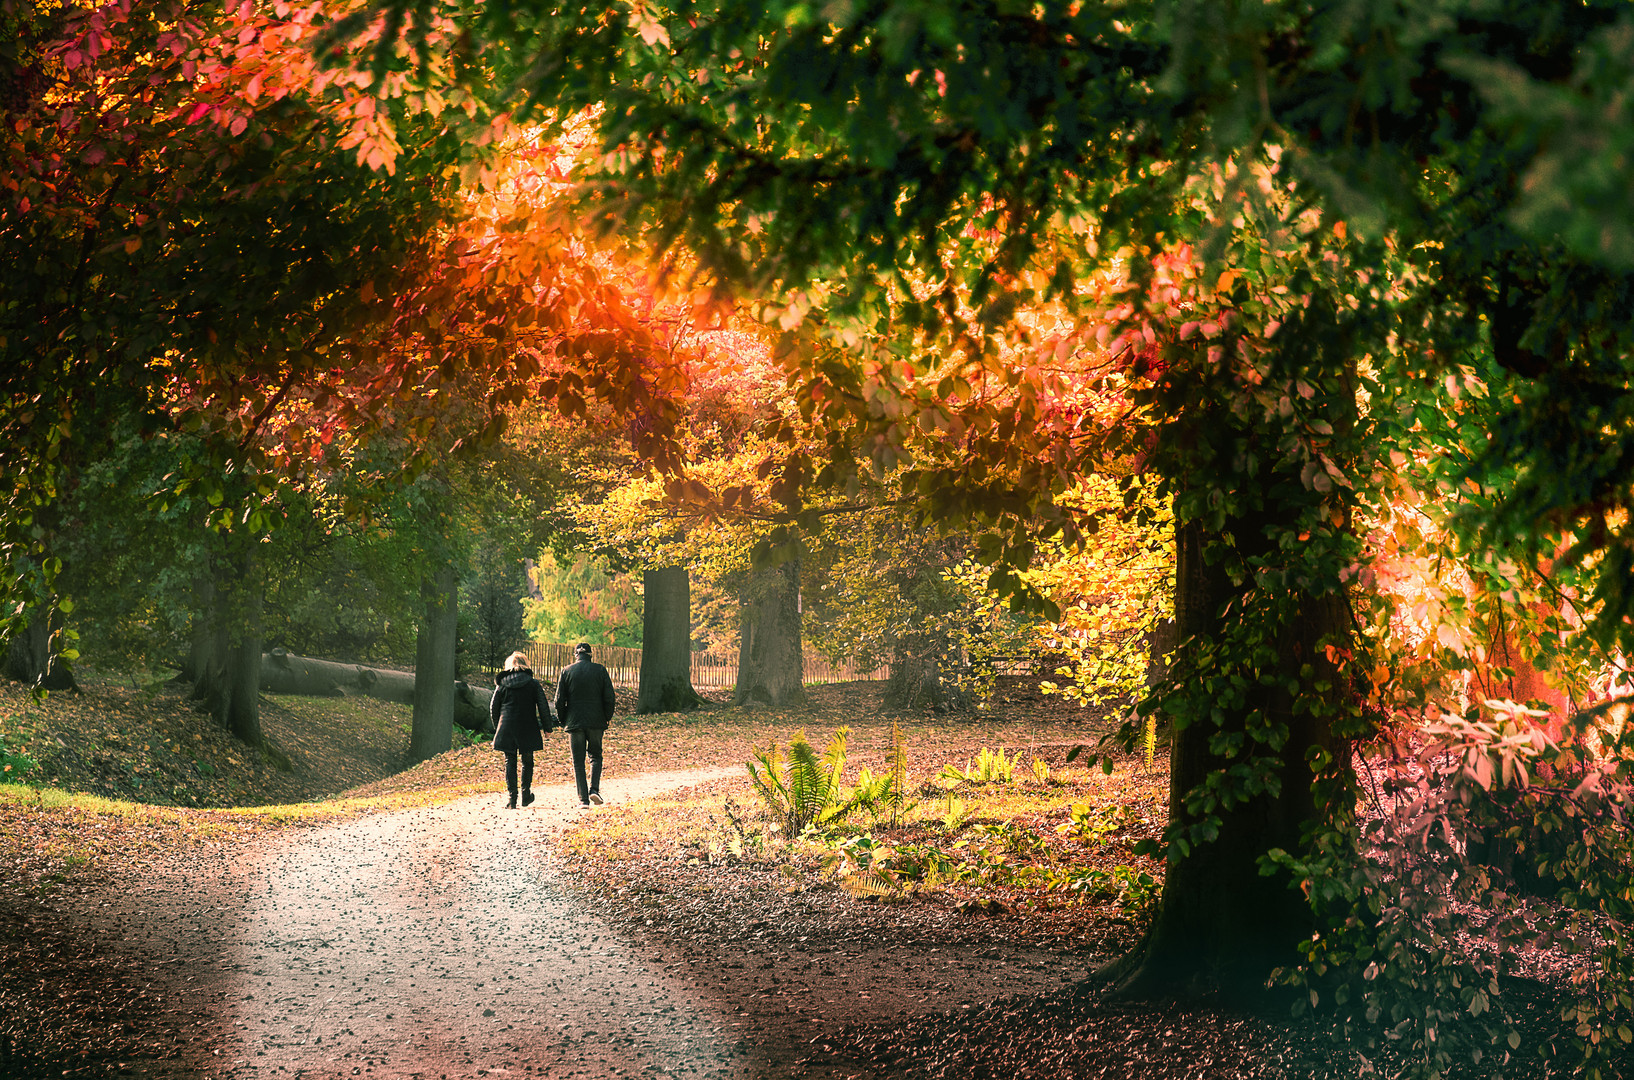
[0,672,1605,1079]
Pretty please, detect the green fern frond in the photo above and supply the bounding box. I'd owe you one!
[821,726,851,801]
[889,720,908,814]
[746,744,791,823]
[815,802,850,826]
[743,728,855,833]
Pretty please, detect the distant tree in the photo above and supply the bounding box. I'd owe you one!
[804,507,1035,712]
[462,548,528,674]
[523,552,644,648]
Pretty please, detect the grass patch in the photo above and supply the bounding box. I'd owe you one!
[0,673,419,807]
[0,777,499,897]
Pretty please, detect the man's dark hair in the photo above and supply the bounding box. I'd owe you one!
[574,643,591,656]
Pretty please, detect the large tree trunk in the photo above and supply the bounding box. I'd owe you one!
[409,563,458,763]
[1100,512,1347,998]
[883,655,967,712]
[637,566,704,713]
[221,560,265,747]
[734,558,804,706]
[185,548,266,748]
[4,604,77,692]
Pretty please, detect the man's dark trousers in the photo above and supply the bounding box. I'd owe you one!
[571,729,603,804]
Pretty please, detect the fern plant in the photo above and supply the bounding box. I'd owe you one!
[886,719,909,817]
[939,746,1016,786]
[842,721,916,825]
[746,727,851,834]
[939,794,972,832]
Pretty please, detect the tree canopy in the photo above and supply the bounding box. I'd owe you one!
[354,0,1634,1068]
[7,1,1634,1072]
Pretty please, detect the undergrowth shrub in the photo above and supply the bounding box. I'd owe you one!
[738,727,1161,916]
[1272,702,1634,1080]
[940,746,1015,786]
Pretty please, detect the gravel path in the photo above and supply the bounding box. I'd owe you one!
[222,769,742,1079]
[36,767,1093,1079]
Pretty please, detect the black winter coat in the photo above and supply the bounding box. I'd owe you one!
[491,668,552,752]
[553,659,616,732]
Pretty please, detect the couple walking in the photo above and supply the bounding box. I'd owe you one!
[489,643,616,810]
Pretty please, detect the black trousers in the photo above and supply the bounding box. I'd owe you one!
[504,748,535,795]
[570,729,603,804]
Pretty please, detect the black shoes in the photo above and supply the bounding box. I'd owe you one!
[505,793,518,810]
[522,790,536,807]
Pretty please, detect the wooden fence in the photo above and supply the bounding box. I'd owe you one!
[493,642,887,689]
[502,642,642,686]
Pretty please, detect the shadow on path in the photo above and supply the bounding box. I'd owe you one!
[223,770,741,1079]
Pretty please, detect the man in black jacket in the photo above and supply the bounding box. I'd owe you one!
[554,643,616,808]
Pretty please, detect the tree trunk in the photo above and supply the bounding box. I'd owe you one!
[883,655,967,712]
[734,558,804,706]
[4,605,77,692]
[259,649,348,696]
[409,563,458,763]
[1146,617,1178,689]
[1100,513,1347,998]
[258,648,492,731]
[185,548,265,748]
[637,566,704,713]
[180,567,216,687]
[222,577,264,747]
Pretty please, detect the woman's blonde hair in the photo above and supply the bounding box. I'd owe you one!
[503,651,529,671]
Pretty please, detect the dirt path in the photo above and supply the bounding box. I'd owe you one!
[17,766,1095,1079]
[219,770,747,1079]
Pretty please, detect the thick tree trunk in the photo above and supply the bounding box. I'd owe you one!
[409,563,458,763]
[883,655,967,712]
[734,558,804,706]
[637,566,704,713]
[185,549,266,748]
[221,567,265,747]
[1101,514,1347,998]
[4,605,77,692]
[259,649,348,696]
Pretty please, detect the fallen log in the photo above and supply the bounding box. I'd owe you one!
[259,650,348,696]
[454,681,493,733]
[259,648,495,733]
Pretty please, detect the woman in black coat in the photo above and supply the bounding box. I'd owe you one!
[490,651,554,809]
